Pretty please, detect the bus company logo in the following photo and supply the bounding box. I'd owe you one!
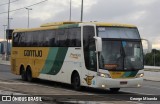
[24,50,42,57]
[70,53,81,59]
[84,75,94,85]
[2,96,11,101]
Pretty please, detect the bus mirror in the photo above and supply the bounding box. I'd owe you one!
[94,36,102,52]
[142,39,152,54]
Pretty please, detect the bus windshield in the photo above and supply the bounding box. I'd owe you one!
[97,27,143,70]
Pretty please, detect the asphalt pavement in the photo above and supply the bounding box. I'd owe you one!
[0,63,160,104]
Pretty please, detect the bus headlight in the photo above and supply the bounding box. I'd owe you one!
[136,73,144,78]
[97,72,111,78]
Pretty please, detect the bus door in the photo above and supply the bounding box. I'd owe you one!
[83,25,97,87]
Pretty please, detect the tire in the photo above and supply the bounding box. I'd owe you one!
[72,73,81,91]
[109,88,120,93]
[26,67,33,82]
[21,67,27,81]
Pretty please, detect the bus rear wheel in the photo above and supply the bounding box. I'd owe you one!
[109,88,120,92]
[20,67,27,81]
[72,73,81,91]
[26,67,33,82]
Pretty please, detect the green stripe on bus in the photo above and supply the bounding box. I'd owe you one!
[122,71,138,77]
[41,47,68,75]
[47,47,68,75]
[122,71,131,77]
[41,48,59,74]
[129,71,138,77]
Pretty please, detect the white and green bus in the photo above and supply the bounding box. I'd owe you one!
[11,21,146,92]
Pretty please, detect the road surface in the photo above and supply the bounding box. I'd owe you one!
[0,64,159,104]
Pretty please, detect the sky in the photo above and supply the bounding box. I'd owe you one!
[0,0,160,49]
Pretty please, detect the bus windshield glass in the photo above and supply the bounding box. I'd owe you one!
[97,27,143,70]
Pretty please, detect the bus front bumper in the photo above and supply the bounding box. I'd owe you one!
[97,77,143,89]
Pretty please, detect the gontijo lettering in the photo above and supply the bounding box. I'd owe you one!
[24,50,42,57]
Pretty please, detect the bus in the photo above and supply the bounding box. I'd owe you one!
[11,21,146,92]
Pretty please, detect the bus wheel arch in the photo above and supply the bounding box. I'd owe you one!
[26,65,33,82]
[20,65,27,81]
[71,70,81,91]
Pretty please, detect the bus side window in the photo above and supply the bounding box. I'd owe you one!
[54,30,59,47]
[26,32,33,47]
[68,28,74,47]
[18,32,26,47]
[67,28,81,47]
[43,30,51,47]
[58,29,67,47]
[13,33,20,47]
[75,28,81,47]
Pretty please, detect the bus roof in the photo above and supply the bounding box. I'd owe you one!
[13,21,136,33]
[92,22,136,27]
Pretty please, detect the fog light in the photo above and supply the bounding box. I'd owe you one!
[102,84,105,88]
[137,84,141,87]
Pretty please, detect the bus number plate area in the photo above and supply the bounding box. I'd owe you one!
[120,81,128,85]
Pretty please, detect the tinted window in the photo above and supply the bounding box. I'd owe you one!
[98,27,140,39]
[83,26,97,71]
[26,32,33,46]
[13,33,20,47]
[12,27,81,47]
[58,29,67,47]
[19,33,26,47]
[68,28,81,47]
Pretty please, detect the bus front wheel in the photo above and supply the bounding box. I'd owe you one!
[72,72,81,91]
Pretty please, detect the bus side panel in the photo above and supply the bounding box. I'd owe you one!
[38,47,89,86]
[38,47,68,82]
[11,47,49,77]
[58,47,83,84]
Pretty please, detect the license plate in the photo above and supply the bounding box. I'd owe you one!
[120,81,127,85]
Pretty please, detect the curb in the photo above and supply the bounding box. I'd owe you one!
[0,90,27,95]
[0,60,10,65]
[143,77,160,82]
[144,69,160,72]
